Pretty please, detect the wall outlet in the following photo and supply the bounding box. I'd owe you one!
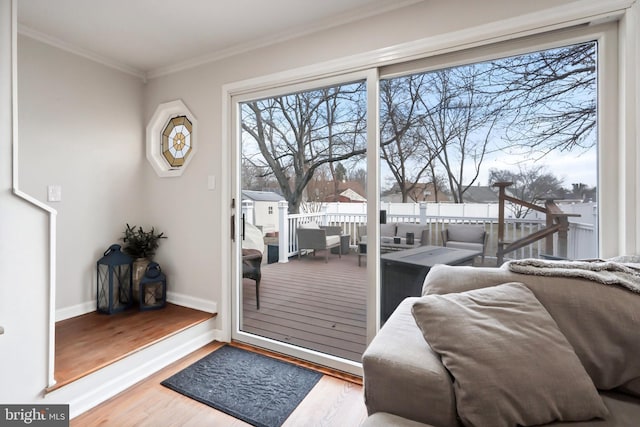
[47,185,62,202]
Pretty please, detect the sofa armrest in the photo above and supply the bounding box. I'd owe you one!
[363,298,459,427]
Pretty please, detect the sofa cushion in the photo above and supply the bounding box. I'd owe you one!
[422,264,640,395]
[362,412,436,427]
[412,282,608,427]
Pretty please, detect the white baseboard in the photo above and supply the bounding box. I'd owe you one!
[55,293,217,321]
[56,301,94,321]
[44,319,224,419]
[167,291,217,314]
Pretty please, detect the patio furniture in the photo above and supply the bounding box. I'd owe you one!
[441,224,487,261]
[242,249,262,309]
[380,246,480,321]
[296,222,341,262]
[242,222,264,309]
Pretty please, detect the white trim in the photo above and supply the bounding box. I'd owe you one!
[10,0,59,389]
[55,294,217,322]
[145,0,423,80]
[55,301,95,322]
[617,2,640,256]
[166,291,218,314]
[17,24,146,80]
[223,0,633,96]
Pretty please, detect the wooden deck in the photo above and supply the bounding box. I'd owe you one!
[241,251,367,362]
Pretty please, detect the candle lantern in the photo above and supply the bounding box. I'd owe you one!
[96,244,133,314]
[139,262,167,311]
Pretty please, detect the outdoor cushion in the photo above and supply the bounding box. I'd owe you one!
[446,224,485,243]
[299,221,320,229]
[422,264,640,395]
[325,235,340,246]
[380,223,396,237]
[412,282,608,427]
[396,223,425,245]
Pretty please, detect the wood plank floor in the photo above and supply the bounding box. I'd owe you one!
[52,303,215,391]
[242,251,367,362]
[71,342,368,427]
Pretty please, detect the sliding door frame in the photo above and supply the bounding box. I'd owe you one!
[227,69,379,376]
[220,0,636,375]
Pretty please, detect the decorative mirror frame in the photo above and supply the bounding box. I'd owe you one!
[146,99,198,177]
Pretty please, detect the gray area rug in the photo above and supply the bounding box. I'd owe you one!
[161,345,323,427]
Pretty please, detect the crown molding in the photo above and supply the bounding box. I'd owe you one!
[18,24,147,80]
[145,0,424,79]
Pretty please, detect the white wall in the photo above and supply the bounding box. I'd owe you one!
[18,36,145,313]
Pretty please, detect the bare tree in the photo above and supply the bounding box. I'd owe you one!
[492,42,597,157]
[380,74,440,202]
[489,166,565,218]
[241,82,367,213]
[420,66,502,203]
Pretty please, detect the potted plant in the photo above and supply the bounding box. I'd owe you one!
[122,224,167,302]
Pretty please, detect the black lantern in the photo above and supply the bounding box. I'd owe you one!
[97,244,133,314]
[139,262,167,311]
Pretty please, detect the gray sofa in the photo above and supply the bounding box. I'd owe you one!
[362,263,640,426]
[379,222,430,247]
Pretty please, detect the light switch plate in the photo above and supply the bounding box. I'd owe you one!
[207,175,216,190]
[47,185,62,202]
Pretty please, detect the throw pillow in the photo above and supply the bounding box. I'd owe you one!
[411,282,608,427]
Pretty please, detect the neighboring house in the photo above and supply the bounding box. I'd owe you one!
[461,186,503,204]
[382,182,451,203]
[242,190,285,233]
[306,180,366,203]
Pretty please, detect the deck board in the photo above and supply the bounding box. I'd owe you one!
[241,251,367,362]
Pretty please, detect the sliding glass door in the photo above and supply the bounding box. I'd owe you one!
[231,71,378,375]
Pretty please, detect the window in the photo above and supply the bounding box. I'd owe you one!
[380,39,599,259]
[146,100,198,177]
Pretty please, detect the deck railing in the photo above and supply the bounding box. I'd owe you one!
[273,201,596,263]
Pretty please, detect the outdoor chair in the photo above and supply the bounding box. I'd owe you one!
[296,222,341,263]
[242,249,262,309]
[441,224,488,261]
[242,222,264,309]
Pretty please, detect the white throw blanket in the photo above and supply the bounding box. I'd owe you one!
[506,258,640,294]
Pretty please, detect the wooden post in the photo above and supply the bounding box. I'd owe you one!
[492,182,511,265]
[544,200,554,256]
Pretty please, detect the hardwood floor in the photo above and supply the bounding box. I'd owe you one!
[71,342,368,427]
[52,303,215,391]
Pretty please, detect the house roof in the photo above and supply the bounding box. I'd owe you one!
[242,190,285,202]
[462,186,502,203]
